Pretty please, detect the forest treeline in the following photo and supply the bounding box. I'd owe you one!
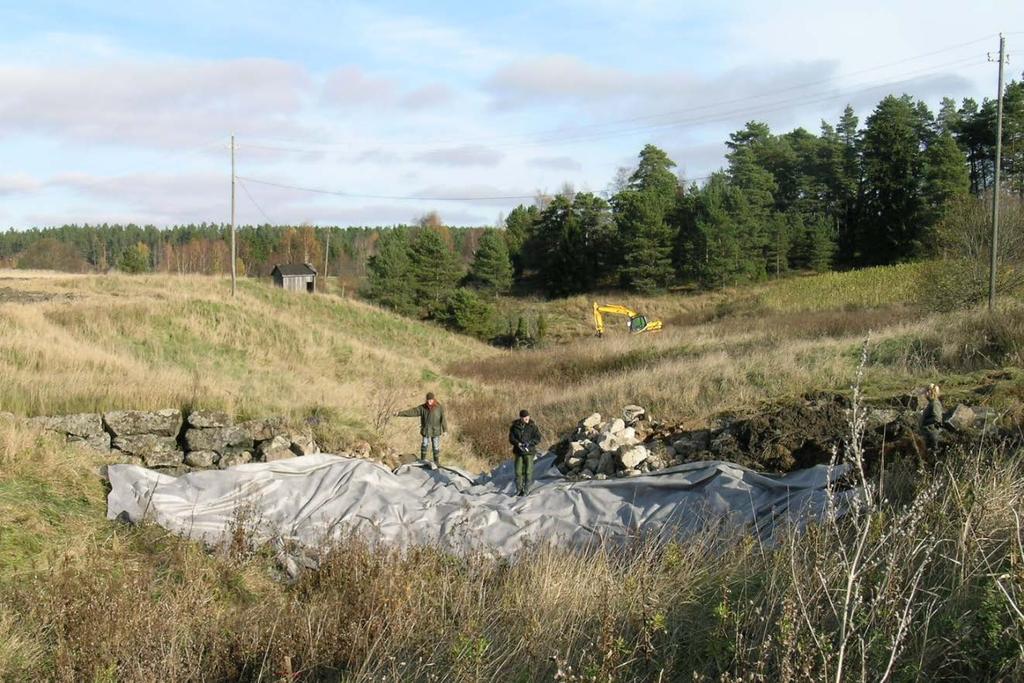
[3,83,1023,302]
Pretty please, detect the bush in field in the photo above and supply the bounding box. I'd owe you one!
[918,193,1024,311]
[442,288,499,340]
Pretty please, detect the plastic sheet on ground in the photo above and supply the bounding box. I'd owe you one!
[105,453,855,558]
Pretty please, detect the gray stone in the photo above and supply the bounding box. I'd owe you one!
[946,404,976,431]
[113,433,179,460]
[184,426,253,454]
[237,416,288,442]
[597,451,615,476]
[622,405,646,424]
[565,455,584,469]
[257,435,294,462]
[104,409,182,437]
[617,445,649,470]
[290,433,318,456]
[581,413,602,429]
[68,432,111,452]
[34,411,103,438]
[184,450,218,468]
[604,418,626,435]
[624,468,642,477]
[595,473,608,480]
[187,410,232,429]
[867,409,900,428]
[350,440,372,458]
[218,451,252,469]
[569,441,587,457]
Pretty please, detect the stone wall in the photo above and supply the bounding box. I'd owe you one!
[29,409,321,474]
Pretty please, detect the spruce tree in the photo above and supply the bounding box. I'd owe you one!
[468,229,514,294]
[407,229,462,318]
[503,204,539,277]
[365,229,415,315]
[614,144,679,292]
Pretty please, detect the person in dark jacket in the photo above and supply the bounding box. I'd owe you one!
[921,383,944,451]
[396,392,448,465]
[509,409,542,496]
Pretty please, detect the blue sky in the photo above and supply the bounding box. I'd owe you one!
[1,1,1022,229]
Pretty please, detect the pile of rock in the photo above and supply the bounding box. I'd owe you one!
[555,405,673,479]
[554,393,1005,480]
[28,408,320,473]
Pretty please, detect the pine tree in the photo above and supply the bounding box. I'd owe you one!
[534,192,613,297]
[468,229,513,293]
[923,131,971,241]
[407,229,462,318]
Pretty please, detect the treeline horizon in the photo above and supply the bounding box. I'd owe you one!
[2,79,1022,296]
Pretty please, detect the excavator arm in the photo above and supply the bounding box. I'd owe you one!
[593,303,663,337]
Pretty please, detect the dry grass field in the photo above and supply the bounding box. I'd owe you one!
[1,266,1023,680]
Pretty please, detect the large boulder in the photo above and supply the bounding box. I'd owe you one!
[30,413,105,439]
[184,426,253,454]
[946,404,976,432]
[237,416,288,442]
[184,450,218,468]
[104,409,182,437]
[289,433,318,456]
[257,435,293,462]
[187,410,232,429]
[113,434,182,467]
[581,413,602,429]
[604,418,626,435]
[218,451,252,468]
[617,445,649,470]
[622,405,646,424]
[69,433,112,452]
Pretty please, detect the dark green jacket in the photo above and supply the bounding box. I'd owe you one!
[398,403,448,437]
[509,418,542,456]
[922,398,944,428]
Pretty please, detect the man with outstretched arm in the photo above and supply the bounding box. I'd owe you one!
[396,392,448,466]
[509,409,542,496]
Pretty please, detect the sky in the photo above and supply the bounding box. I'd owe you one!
[0,1,1022,229]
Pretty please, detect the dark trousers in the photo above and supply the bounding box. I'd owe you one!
[514,452,534,495]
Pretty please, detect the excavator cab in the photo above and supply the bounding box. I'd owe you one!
[628,315,648,332]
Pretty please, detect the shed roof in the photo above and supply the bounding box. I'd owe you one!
[272,263,318,277]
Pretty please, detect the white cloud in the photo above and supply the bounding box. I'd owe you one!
[412,145,504,167]
[527,155,582,171]
[322,67,396,107]
[0,58,312,146]
[0,173,43,196]
[400,83,456,110]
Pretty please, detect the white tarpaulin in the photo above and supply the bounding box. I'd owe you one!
[106,453,853,558]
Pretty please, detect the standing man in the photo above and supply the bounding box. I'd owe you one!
[509,409,542,497]
[396,392,448,466]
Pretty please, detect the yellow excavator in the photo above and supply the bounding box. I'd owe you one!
[593,303,663,337]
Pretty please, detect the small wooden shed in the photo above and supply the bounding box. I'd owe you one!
[271,263,318,293]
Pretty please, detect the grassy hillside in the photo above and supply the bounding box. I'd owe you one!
[2,266,1024,680]
[0,272,496,464]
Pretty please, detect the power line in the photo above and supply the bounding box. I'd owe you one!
[240,36,994,152]
[236,176,539,201]
[237,178,275,224]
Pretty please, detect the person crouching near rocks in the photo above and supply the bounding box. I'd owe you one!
[396,392,448,466]
[509,409,542,496]
[921,383,944,452]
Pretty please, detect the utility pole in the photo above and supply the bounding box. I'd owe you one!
[988,34,1007,311]
[230,134,237,297]
[323,227,331,280]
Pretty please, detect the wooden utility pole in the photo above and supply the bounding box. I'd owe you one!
[323,227,331,279]
[988,34,1006,311]
[230,134,237,297]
